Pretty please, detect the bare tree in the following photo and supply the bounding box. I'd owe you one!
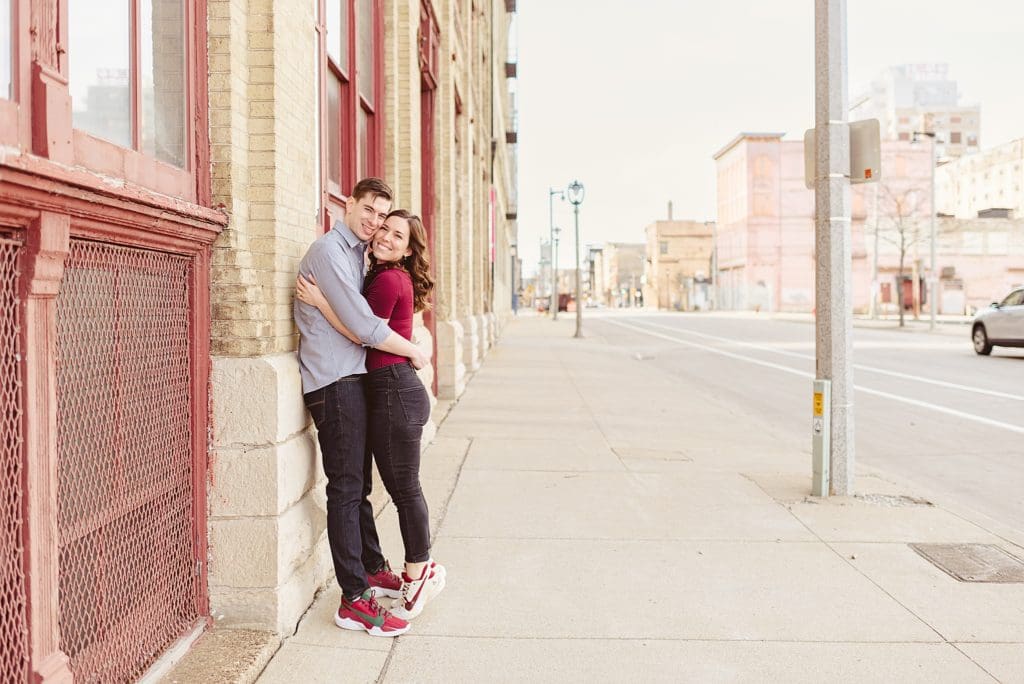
[872,184,930,327]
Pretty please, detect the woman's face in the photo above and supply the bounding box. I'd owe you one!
[371,216,412,263]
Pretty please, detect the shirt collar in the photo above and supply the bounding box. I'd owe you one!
[332,220,364,249]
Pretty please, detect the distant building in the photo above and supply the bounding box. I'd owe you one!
[643,220,714,311]
[713,132,1023,315]
[536,240,553,303]
[850,63,980,160]
[599,242,645,307]
[936,138,1024,219]
[585,246,605,305]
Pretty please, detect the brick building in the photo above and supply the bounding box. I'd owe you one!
[936,138,1024,220]
[712,132,1019,315]
[599,242,645,308]
[0,0,517,680]
[643,219,713,311]
[850,63,980,160]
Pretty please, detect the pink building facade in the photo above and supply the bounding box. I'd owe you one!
[710,133,1021,314]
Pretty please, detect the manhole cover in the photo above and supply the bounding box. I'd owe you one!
[909,543,1024,583]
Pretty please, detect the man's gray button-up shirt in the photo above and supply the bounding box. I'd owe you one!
[295,222,392,393]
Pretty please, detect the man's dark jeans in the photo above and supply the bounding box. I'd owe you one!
[304,376,386,599]
[365,362,432,564]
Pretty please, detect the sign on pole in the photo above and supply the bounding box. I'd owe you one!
[804,118,881,189]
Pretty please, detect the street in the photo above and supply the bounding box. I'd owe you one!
[593,310,1024,537]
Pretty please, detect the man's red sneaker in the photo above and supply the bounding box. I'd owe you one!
[335,589,410,637]
[366,560,403,599]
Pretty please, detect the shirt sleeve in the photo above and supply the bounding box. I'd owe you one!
[302,244,391,346]
[364,270,402,321]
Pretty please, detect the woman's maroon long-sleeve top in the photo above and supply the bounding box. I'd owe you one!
[364,265,414,371]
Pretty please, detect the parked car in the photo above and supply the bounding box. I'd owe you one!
[971,287,1024,355]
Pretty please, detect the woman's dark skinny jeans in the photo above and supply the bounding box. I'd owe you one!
[365,362,432,564]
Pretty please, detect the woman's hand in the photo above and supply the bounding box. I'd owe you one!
[296,274,328,311]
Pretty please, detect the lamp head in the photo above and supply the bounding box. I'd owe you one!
[567,179,585,205]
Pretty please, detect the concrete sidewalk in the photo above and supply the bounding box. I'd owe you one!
[250,315,1021,682]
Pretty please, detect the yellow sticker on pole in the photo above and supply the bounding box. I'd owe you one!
[813,392,824,416]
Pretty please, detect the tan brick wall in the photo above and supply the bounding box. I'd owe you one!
[207,0,326,634]
[209,0,318,359]
[203,0,519,629]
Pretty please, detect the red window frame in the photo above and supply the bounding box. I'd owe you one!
[318,0,384,232]
[68,0,207,204]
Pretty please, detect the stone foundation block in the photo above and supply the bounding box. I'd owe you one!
[210,430,318,518]
[461,315,481,372]
[435,319,466,400]
[211,353,307,446]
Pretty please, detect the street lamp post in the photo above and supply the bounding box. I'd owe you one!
[567,179,585,338]
[548,187,564,319]
[912,131,939,332]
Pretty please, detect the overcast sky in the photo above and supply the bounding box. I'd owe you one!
[515,1,1024,274]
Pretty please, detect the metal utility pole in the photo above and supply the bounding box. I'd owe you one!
[911,131,939,331]
[567,180,585,338]
[548,187,564,319]
[929,135,938,332]
[814,0,854,495]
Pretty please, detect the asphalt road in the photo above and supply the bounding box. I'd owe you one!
[588,310,1024,536]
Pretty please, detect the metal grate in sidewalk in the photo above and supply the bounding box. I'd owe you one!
[910,543,1024,583]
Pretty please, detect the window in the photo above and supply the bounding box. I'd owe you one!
[950,131,962,144]
[967,134,978,147]
[70,4,131,148]
[951,116,962,124]
[659,241,668,255]
[322,0,381,203]
[898,132,910,141]
[1,0,11,100]
[1000,290,1024,307]
[141,0,187,167]
[69,0,188,168]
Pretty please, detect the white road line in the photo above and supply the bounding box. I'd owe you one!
[605,318,1024,437]
[635,319,1024,403]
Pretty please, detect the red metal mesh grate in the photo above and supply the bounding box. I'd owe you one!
[56,239,199,683]
[0,237,28,683]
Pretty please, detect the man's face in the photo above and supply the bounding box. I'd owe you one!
[345,193,392,242]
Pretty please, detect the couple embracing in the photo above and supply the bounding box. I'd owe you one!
[294,177,442,638]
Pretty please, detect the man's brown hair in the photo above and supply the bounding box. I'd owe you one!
[350,177,393,204]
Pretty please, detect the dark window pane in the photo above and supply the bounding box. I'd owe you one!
[70,3,131,148]
[357,104,369,179]
[1,0,11,100]
[357,0,373,107]
[141,0,187,167]
[327,0,348,73]
[327,76,341,193]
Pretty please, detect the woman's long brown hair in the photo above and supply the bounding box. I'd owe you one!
[368,209,435,312]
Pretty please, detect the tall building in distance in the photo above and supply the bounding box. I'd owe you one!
[850,63,980,160]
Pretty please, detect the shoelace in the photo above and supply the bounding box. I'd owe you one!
[365,595,391,618]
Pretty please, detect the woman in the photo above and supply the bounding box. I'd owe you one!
[296,209,444,621]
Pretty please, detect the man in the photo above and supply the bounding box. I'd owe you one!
[295,177,427,637]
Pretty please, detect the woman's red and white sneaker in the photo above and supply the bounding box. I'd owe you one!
[366,560,403,599]
[335,589,410,637]
[390,561,446,621]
